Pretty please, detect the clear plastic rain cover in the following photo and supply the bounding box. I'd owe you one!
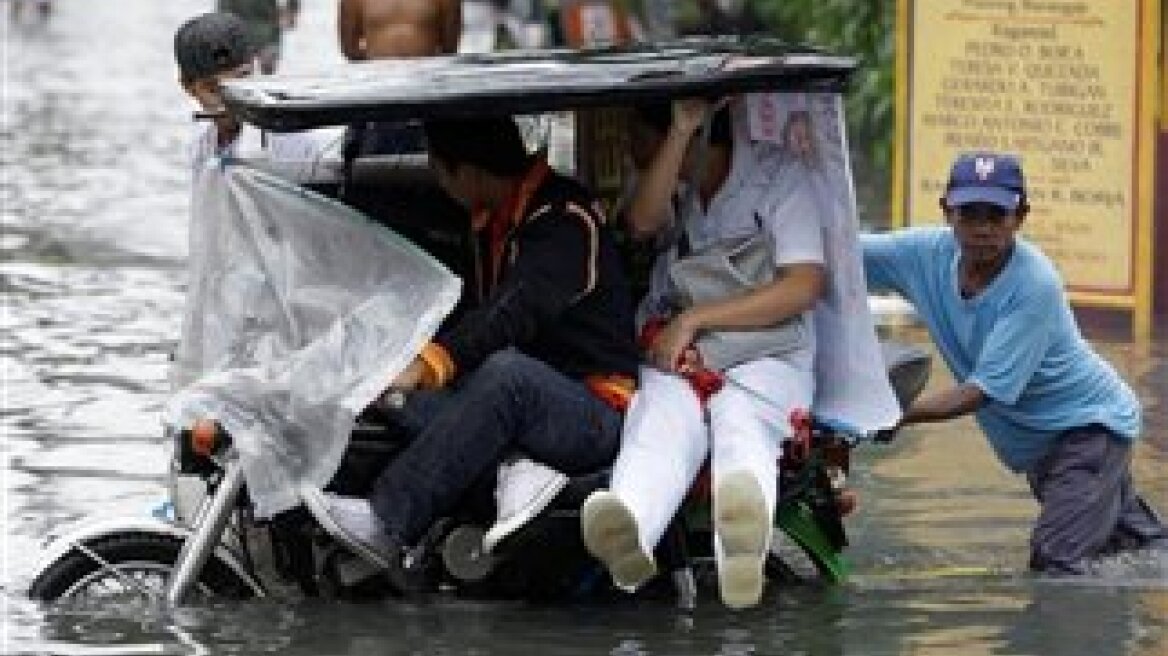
[167,163,461,518]
[739,92,901,432]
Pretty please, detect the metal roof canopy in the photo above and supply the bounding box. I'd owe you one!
[223,37,856,132]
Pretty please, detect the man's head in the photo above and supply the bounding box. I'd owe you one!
[423,117,533,218]
[940,152,1030,266]
[174,12,257,110]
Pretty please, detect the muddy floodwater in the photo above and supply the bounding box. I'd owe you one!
[3,2,1166,654]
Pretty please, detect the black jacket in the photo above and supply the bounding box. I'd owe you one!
[435,171,639,380]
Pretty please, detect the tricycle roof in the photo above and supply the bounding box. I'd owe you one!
[223,37,855,132]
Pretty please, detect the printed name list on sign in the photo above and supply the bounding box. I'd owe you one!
[900,0,1152,295]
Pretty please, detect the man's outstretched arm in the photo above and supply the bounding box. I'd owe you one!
[901,382,986,426]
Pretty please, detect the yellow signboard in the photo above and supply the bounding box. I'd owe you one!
[1163,2,1168,127]
[895,0,1160,336]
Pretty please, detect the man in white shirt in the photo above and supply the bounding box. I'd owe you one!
[176,13,334,177]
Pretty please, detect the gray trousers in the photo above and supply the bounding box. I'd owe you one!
[1026,425,1167,574]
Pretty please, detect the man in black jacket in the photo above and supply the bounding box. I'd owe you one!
[304,116,639,587]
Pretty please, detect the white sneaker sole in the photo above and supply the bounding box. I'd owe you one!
[581,491,657,592]
[715,471,769,609]
[482,473,569,554]
[299,485,390,570]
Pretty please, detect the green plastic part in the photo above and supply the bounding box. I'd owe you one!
[776,501,850,583]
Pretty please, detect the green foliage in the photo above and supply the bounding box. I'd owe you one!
[751,0,896,224]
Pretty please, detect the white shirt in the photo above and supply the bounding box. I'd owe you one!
[638,137,825,374]
[676,142,824,265]
[189,123,342,178]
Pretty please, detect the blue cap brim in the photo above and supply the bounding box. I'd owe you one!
[945,186,1020,211]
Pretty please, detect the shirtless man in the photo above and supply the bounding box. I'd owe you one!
[338,0,462,60]
[338,0,461,155]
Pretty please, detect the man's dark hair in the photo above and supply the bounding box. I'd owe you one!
[423,117,533,176]
[633,101,733,147]
[174,12,257,83]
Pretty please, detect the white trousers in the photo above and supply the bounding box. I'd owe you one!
[609,357,814,554]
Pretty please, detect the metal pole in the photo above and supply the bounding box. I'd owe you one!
[164,459,246,606]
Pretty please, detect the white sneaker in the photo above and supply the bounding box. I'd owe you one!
[482,458,569,553]
[714,471,770,609]
[300,486,394,570]
[580,490,657,592]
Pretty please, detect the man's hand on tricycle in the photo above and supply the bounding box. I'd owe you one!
[370,358,426,413]
[647,312,701,374]
[389,357,427,392]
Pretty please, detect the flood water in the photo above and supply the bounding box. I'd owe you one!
[3,2,1166,654]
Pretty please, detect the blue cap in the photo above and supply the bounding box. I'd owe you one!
[944,152,1026,211]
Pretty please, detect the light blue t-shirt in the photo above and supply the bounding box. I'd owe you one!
[862,227,1141,472]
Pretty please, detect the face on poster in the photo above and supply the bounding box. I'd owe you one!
[745,92,842,166]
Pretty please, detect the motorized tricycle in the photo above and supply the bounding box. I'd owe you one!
[28,37,930,609]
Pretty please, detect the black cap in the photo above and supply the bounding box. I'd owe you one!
[174,12,257,82]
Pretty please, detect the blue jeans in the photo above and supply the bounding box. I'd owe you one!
[369,349,623,544]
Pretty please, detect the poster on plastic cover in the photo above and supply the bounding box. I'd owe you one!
[167,164,461,519]
[744,92,902,432]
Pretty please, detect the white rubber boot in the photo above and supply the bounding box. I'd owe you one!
[714,470,770,609]
[581,490,658,592]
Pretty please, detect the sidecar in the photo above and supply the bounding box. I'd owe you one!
[28,37,931,608]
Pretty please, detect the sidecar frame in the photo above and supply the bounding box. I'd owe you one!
[218,36,870,592]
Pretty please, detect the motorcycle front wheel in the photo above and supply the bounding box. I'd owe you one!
[28,532,255,604]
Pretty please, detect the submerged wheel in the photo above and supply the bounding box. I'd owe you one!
[28,532,255,604]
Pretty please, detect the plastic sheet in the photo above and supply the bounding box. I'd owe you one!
[167,163,460,518]
[782,93,903,431]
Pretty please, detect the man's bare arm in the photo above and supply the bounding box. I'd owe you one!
[439,0,462,54]
[901,382,986,426]
[338,0,365,60]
